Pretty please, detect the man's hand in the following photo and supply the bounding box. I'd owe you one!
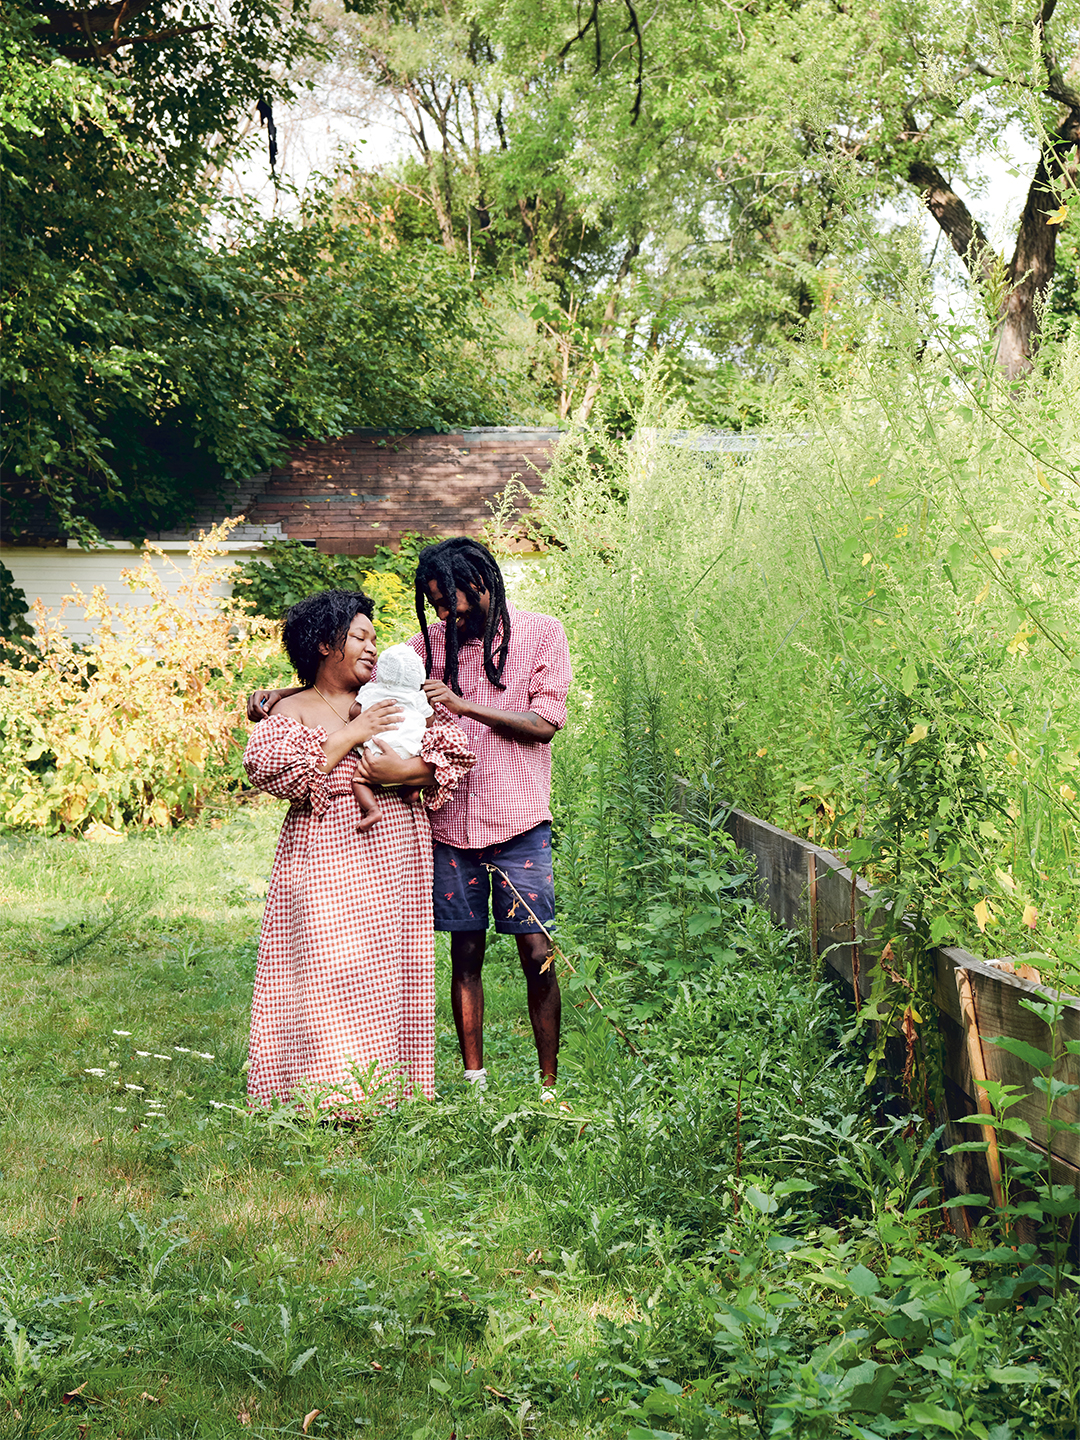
[247,687,300,722]
[423,678,557,744]
[422,679,468,716]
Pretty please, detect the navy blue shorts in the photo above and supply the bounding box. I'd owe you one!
[432,822,556,934]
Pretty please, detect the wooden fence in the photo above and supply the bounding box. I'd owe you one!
[723,807,1080,1219]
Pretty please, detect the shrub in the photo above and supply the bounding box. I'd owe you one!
[0,526,279,833]
[231,533,439,643]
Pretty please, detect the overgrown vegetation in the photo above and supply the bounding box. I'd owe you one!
[523,282,1080,1003]
[0,765,1076,1436]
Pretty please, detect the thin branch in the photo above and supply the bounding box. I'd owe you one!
[558,0,602,69]
[623,0,644,123]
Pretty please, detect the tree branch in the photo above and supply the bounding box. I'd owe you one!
[905,157,999,289]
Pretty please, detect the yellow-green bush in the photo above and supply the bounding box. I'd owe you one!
[0,528,279,834]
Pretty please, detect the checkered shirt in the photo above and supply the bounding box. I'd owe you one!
[407,603,572,849]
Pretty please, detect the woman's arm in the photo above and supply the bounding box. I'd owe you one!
[318,704,403,773]
[354,739,437,787]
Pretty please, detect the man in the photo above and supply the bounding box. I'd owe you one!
[249,537,572,1095]
[358,537,571,1095]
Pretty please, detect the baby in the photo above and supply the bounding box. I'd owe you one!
[348,644,432,832]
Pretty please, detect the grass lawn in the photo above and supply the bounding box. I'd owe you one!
[3,800,1076,1440]
[0,799,669,1439]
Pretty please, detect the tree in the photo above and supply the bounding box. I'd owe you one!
[322,1,715,420]
[315,2,930,419]
[640,0,1080,377]
[1,1,505,543]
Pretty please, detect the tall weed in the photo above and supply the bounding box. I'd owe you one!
[527,325,1080,994]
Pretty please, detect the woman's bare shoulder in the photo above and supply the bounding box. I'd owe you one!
[270,692,318,724]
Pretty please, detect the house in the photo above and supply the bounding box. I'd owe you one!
[1,427,562,642]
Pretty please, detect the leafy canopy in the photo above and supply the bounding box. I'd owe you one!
[1,2,505,543]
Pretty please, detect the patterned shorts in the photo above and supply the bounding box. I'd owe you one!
[432,822,556,934]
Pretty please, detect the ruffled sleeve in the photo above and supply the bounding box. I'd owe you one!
[419,721,475,812]
[243,715,334,818]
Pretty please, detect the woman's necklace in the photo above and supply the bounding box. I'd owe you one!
[312,685,352,723]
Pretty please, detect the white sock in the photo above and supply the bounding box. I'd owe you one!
[464,1068,487,1088]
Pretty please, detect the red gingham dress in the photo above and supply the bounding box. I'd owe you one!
[243,715,474,1110]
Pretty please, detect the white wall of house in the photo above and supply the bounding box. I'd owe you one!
[1,542,269,645]
[3,541,547,647]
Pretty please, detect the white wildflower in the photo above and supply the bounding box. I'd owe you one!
[113,1106,127,1113]
[84,1068,107,1077]
[124,1083,145,1092]
[113,1030,132,1036]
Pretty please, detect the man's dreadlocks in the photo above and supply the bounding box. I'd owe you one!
[414,537,511,695]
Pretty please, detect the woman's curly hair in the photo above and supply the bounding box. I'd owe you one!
[281,590,374,687]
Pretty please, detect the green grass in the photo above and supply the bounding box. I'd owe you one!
[0,802,648,1438]
[1,800,1077,1440]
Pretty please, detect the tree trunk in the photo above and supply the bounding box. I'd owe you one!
[996,131,1080,377]
[575,240,641,424]
[907,32,1080,381]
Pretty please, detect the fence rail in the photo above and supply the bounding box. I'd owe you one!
[723,806,1080,1205]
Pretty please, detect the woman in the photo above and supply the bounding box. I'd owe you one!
[242,589,474,1111]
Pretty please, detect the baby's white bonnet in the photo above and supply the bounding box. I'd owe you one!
[376,644,426,690]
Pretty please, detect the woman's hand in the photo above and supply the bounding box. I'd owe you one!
[355,738,436,788]
[346,699,403,746]
[316,700,402,774]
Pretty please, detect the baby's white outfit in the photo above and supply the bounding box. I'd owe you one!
[354,645,432,767]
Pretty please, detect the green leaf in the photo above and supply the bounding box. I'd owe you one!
[905,1401,963,1433]
[955,1113,1033,1137]
[985,1035,1055,1071]
[686,909,724,936]
[288,1346,317,1375]
[848,1361,899,1412]
[744,1185,778,1214]
[846,1263,882,1297]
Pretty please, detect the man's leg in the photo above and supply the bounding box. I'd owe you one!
[450,930,487,1071]
[516,933,561,1087]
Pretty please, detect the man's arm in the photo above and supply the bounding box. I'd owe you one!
[247,686,304,722]
[421,680,558,744]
